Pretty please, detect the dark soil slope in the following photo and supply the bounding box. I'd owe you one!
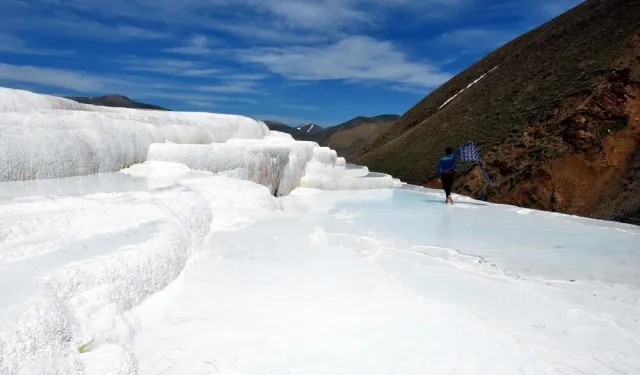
[66,95,169,110]
[355,0,640,224]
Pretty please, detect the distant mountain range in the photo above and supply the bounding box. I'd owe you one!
[63,92,399,160]
[263,115,400,158]
[263,120,296,134]
[296,123,324,134]
[66,95,169,111]
[263,121,324,137]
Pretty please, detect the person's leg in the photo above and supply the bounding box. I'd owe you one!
[441,176,449,202]
[442,174,453,203]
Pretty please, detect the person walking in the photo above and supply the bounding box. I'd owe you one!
[437,146,460,204]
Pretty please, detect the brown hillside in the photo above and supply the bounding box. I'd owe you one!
[354,0,640,224]
[266,115,399,157]
[322,115,399,159]
[326,121,393,158]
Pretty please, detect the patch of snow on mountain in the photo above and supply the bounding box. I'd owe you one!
[439,66,498,110]
[295,123,320,133]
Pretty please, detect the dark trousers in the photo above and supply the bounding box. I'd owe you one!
[441,173,455,197]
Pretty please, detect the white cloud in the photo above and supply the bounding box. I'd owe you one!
[187,100,217,108]
[1,11,166,41]
[118,58,270,80]
[113,25,166,39]
[238,36,451,89]
[222,73,270,81]
[165,35,213,55]
[134,90,259,104]
[280,104,317,111]
[0,33,74,56]
[206,0,438,42]
[3,0,457,46]
[117,58,268,93]
[115,57,269,97]
[264,0,372,30]
[119,58,195,72]
[538,0,583,17]
[182,68,225,77]
[121,58,223,77]
[0,33,27,50]
[0,63,261,108]
[0,63,106,91]
[195,81,262,94]
[231,0,454,32]
[214,22,332,44]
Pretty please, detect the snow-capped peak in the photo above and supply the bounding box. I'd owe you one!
[296,123,322,133]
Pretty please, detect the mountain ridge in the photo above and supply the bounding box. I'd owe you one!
[66,94,169,111]
[64,91,397,158]
[296,123,324,134]
[264,114,400,157]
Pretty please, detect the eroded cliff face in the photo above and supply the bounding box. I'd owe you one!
[454,67,640,223]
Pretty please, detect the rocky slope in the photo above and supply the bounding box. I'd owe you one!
[354,0,640,224]
[66,94,169,110]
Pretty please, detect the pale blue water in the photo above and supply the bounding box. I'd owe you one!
[326,187,640,287]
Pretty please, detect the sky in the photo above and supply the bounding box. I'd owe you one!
[1,0,582,126]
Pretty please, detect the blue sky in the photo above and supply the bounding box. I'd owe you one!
[1,0,581,126]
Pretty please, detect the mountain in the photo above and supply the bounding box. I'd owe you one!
[295,123,324,134]
[315,115,400,158]
[66,94,169,110]
[264,120,297,134]
[354,0,640,224]
[264,115,400,158]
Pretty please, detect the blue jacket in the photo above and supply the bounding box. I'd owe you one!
[438,148,460,176]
